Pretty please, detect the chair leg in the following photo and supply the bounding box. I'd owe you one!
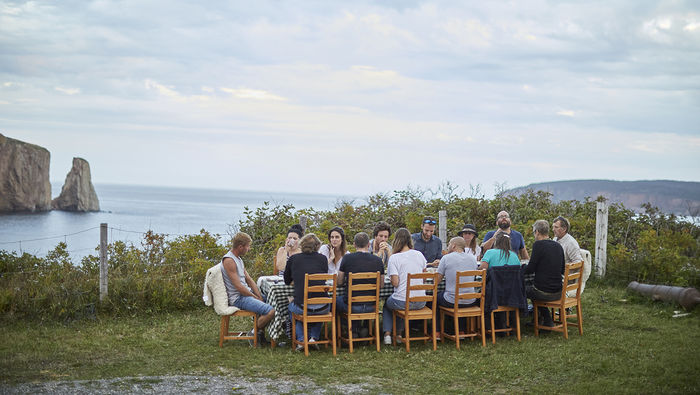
[331,318,337,356]
[405,316,410,353]
[303,320,309,356]
[515,310,521,341]
[253,314,258,348]
[348,316,354,354]
[439,311,445,343]
[454,314,460,350]
[577,303,584,335]
[375,317,381,352]
[490,312,496,344]
[292,315,297,348]
[219,315,229,348]
[562,307,569,339]
[479,314,486,347]
[392,312,397,346]
[533,305,540,337]
[432,317,437,351]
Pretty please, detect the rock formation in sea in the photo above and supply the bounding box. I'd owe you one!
[52,157,100,212]
[0,133,52,212]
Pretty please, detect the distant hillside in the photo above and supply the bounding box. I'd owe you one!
[507,180,700,216]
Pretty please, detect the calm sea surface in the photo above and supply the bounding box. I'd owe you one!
[0,183,352,259]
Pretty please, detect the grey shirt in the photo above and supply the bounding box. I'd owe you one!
[437,251,479,305]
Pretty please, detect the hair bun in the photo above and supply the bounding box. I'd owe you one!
[288,224,304,237]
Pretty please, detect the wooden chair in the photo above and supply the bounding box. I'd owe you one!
[534,261,584,339]
[487,306,521,344]
[484,265,525,344]
[337,272,381,353]
[219,309,258,348]
[392,272,438,352]
[439,270,486,349]
[291,273,337,356]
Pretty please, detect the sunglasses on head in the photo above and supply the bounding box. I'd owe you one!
[423,219,437,224]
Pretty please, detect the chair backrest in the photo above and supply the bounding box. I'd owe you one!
[561,261,584,301]
[404,272,438,308]
[453,269,486,310]
[347,271,381,311]
[303,273,337,315]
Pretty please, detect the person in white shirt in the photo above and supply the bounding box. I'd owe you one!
[457,223,481,259]
[318,226,348,274]
[552,216,590,294]
[382,228,428,345]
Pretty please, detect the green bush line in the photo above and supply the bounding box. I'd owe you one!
[1,187,698,321]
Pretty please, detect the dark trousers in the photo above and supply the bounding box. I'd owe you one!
[526,284,560,325]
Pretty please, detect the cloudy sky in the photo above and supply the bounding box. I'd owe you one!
[1,0,699,197]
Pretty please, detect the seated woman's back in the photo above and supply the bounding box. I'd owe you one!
[388,249,427,300]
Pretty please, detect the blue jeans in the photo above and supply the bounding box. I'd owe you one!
[336,295,376,314]
[232,295,273,316]
[337,296,375,330]
[382,295,425,334]
[288,302,330,342]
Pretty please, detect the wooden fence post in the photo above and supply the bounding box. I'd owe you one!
[595,202,608,277]
[100,223,108,302]
[439,210,447,251]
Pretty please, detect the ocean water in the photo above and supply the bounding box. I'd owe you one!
[0,183,352,260]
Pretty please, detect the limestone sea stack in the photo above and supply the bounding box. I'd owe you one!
[52,157,100,212]
[0,133,52,212]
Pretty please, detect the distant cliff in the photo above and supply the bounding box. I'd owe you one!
[52,157,100,212]
[0,133,52,212]
[508,180,700,216]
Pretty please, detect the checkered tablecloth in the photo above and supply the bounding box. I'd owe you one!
[260,276,445,341]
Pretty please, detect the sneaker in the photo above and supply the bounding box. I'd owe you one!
[257,331,269,345]
[384,335,392,345]
[295,344,304,352]
[435,333,441,341]
[308,337,321,351]
[247,330,256,347]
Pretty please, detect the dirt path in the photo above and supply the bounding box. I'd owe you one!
[3,375,376,394]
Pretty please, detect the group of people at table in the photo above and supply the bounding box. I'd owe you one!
[220,210,584,350]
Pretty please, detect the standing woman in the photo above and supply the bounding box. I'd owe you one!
[382,228,428,345]
[457,224,481,260]
[275,224,304,275]
[318,226,348,274]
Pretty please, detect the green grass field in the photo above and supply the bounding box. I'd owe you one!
[1,281,698,393]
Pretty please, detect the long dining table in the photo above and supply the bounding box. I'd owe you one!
[259,274,445,345]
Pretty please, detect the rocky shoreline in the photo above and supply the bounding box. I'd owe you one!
[0,133,99,213]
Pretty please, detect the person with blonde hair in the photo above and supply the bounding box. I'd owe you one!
[221,232,275,346]
[382,228,428,345]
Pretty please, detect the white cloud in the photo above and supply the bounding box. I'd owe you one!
[219,87,286,101]
[684,21,700,32]
[54,86,80,95]
[557,110,575,117]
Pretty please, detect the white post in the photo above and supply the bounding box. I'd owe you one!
[439,210,447,251]
[100,223,108,302]
[595,202,608,277]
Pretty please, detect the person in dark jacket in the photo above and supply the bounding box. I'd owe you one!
[524,220,565,327]
[284,233,329,350]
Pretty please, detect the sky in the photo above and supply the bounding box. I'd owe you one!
[1,0,699,198]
